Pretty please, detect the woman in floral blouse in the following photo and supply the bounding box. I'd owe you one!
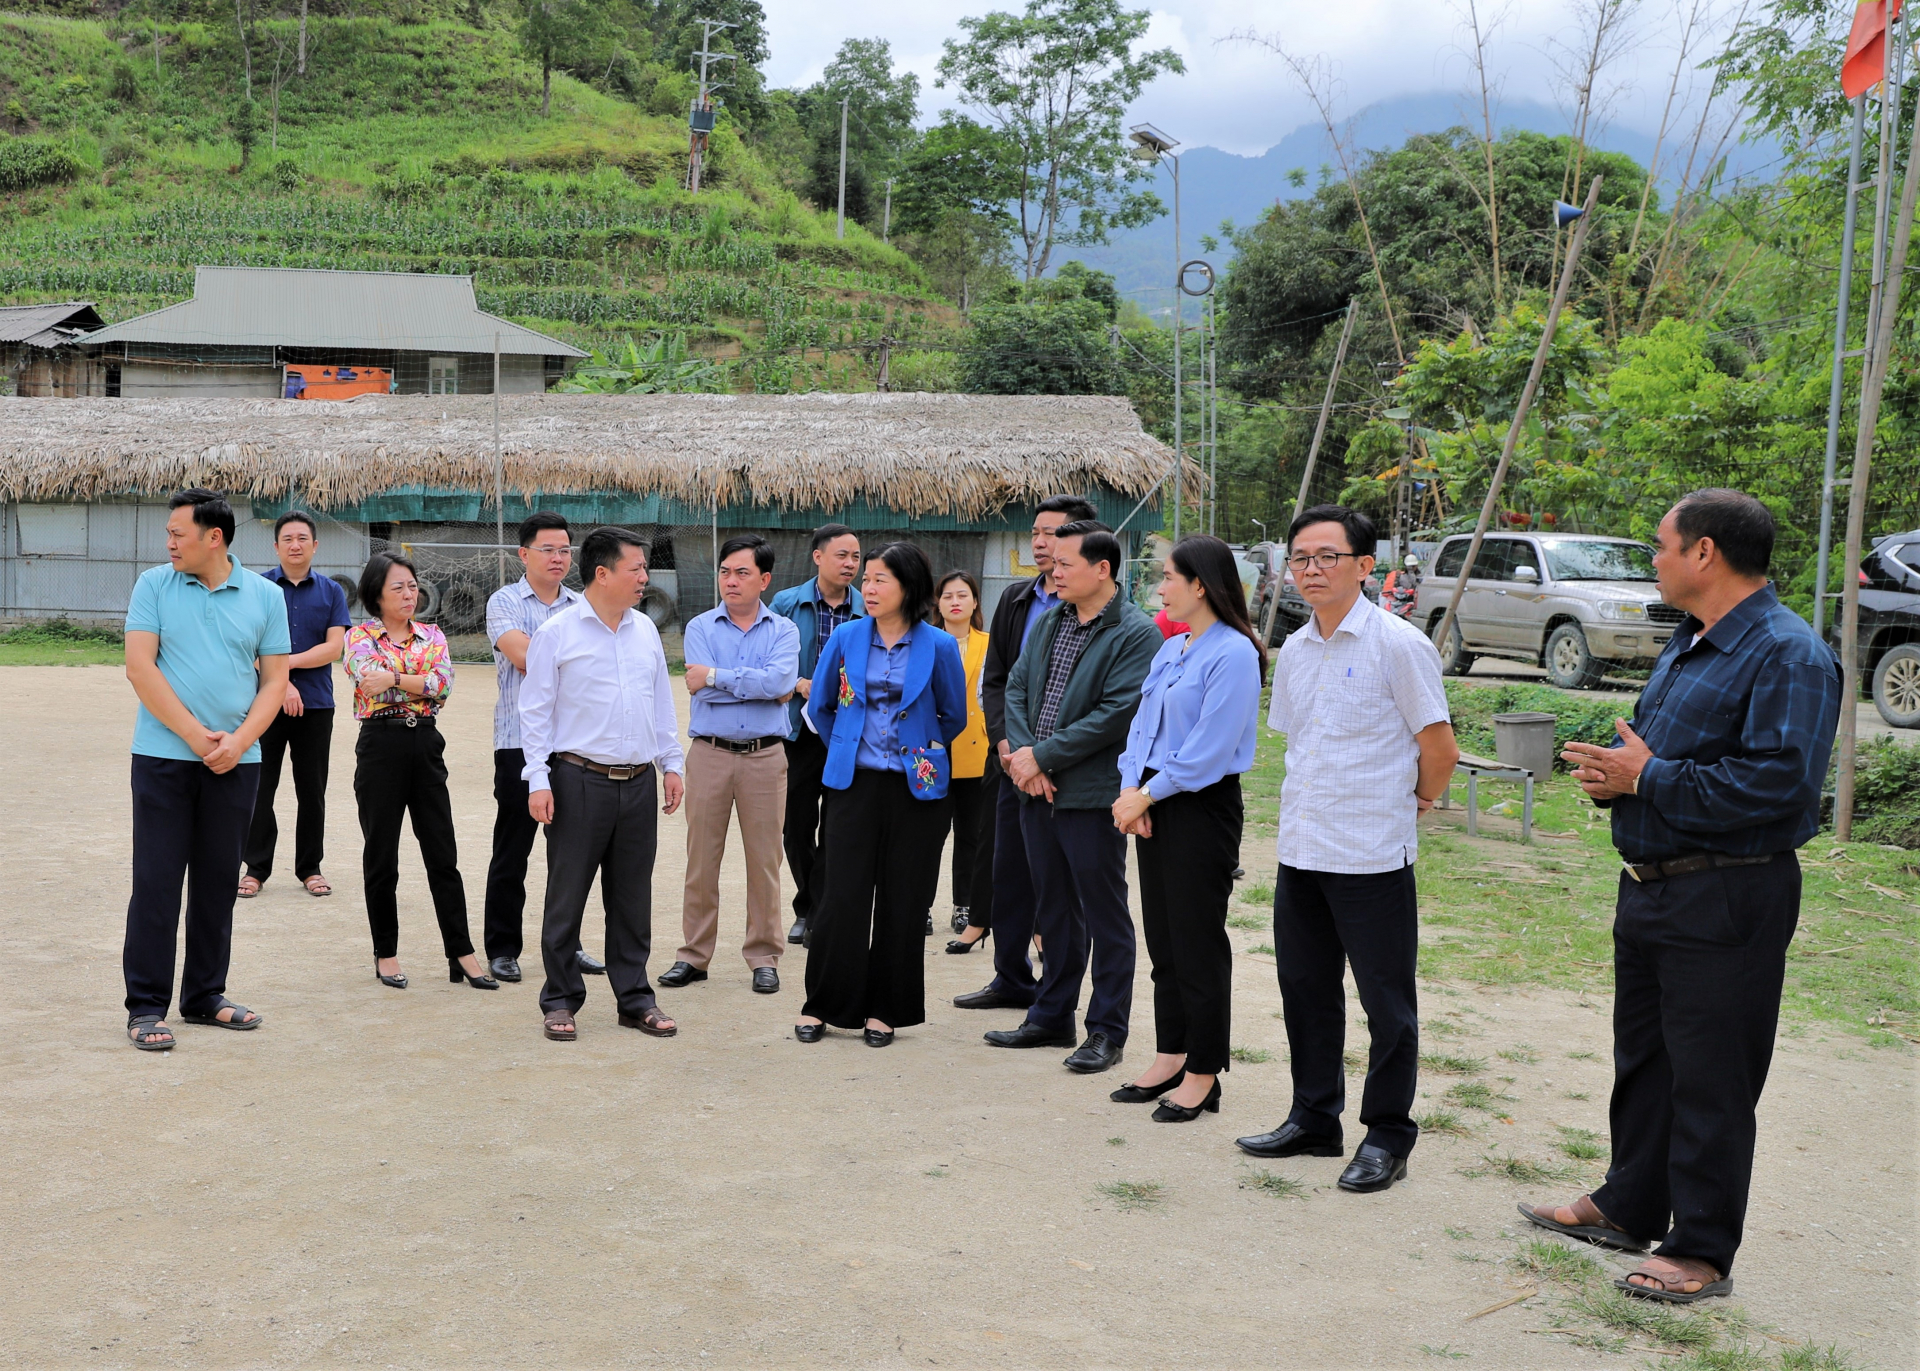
[344,552,496,992]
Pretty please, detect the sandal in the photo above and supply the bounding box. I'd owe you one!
[544,1009,577,1042]
[1615,1255,1731,1304]
[1519,1196,1649,1252]
[303,874,332,897]
[127,1015,174,1051]
[180,997,261,1031]
[237,875,262,898]
[618,1005,677,1038]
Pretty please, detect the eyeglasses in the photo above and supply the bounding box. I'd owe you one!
[1286,552,1362,571]
[529,544,573,558]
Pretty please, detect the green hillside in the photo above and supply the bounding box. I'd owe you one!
[0,9,955,387]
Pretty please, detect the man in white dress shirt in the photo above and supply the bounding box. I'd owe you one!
[1235,505,1458,1194]
[519,527,686,1042]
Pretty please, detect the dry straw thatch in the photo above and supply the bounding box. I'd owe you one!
[0,392,1190,517]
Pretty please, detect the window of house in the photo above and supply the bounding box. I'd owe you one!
[428,358,459,395]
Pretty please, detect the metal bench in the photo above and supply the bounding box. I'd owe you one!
[1435,751,1535,843]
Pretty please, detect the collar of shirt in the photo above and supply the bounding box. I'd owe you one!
[186,552,246,593]
[264,565,313,587]
[1680,583,1773,657]
[513,576,580,607]
[707,598,777,633]
[802,578,855,610]
[1300,592,1376,644]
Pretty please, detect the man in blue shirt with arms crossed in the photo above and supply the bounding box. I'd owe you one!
[122,490,291,1050]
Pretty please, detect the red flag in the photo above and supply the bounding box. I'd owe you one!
[1843,0,1906,100]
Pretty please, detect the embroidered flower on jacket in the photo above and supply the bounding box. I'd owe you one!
[838,666,855,708]
[912,754,939,789]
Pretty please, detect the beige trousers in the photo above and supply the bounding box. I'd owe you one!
[678,739,789,969]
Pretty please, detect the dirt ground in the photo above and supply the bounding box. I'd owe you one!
[3,664,1914,1369]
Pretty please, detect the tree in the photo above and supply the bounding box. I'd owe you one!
[960,296,1124,394]
[647,0,771,126]
[892,116,1021,235]
[797,38,920,227]
[937,0,1183,280]
[232,94,259,168]
[519,0,621,117]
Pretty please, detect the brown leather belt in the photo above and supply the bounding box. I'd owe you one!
[1624,851,1775,883]
[693,735,785,754]
[556,751,652,781]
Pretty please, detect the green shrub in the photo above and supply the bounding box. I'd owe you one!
[0,138,87,192]
[1829,735,1920,847]
[1443,681,1626,770]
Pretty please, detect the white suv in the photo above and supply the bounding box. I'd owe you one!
[1415,532,1677,689]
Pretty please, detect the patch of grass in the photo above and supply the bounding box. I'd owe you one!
[924,1167,948,1178]
[1566,1285,1718,1348]
[1423,1018,1469,1038]
[1226,912,1267,930]
[1497,1043,1541,1064]
[1777,1346,1858,1370]
[1239,1169,1307,1199]
[1564,1091,1591,1100]
[1230,1045,1273,1064]
[1443,1080,1513,1112]
[1095,1180,1166,1212]
[1246,943,1276,958]
[1238,883,1274,906]
[1554,1125,1606,1161]
[1471,1151,1583,1184]
[1106,1137,1125,1147]
[1416,1108,1474,1138]
[0,618,124,665]
[1416,1346,1468,1359]
[1667,1347,1772,1371]
[1343,1047,1367,1070]
[1512,1237,1605,1286]
[1420,1051,1488,1074]
[1443,1225,1474,1240]
[1567,1050,1597,1060]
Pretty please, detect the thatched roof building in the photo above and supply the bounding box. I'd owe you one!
[0,391,1186,528]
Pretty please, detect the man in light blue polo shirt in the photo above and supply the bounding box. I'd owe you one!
[121,490,291,1051]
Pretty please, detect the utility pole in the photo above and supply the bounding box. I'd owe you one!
[493,331,504,592]
[1815,95,1867,640]
[1294,299,1358,522]
[883,178,894,243]
[836,96,850,239]
[684,18,735,194]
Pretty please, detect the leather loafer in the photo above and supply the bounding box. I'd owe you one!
[984,1022,1077,1049]
[793,1021,826,1043]
[656,961,708,988]
[864,1027,895,1048]
[488,956,522,983]
[576,950,607,976]
[1063,1032,1123,1074]
[1235,1122,1346,1159]
[752,967,779,994]
[1338,1143,1409,1193]
[953,986,1033,1011]
[788,918,808,945]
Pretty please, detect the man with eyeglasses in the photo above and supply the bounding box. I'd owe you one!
[482,511,595,983]
[1236,504,1458,1194]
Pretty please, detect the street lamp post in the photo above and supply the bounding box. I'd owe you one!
[1131,123,1182,541]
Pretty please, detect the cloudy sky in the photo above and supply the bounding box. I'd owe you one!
[760,0,1735,157]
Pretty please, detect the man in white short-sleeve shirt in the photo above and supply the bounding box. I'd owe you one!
[1235,505,1458,1196]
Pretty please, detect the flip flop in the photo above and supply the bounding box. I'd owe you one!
[304,874,333,897]
[544,1009,577,1042]
[180,997,261,1031]
[618,1005,677,1038]
[237,876,262,898]
[1615,1259,1731,1304]
[127,1015,174,1051]
[1517,1200,1650,1252]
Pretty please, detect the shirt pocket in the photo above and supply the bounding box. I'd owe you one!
[1317,665,1379,735]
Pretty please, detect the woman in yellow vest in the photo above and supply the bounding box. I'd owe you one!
[934,570,995,949]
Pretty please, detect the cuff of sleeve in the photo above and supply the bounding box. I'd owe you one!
[525,766,552,792]
[1633,757,1664,805]
[711,667,732,692]
[1139,774,1158,802]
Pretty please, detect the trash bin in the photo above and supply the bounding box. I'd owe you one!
[1492,711,1557,779]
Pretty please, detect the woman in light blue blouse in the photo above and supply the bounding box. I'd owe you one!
[1111,535,1266,1122]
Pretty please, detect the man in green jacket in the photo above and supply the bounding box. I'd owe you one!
[987,521,1160,1074]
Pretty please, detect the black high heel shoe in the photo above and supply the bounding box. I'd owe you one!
[1152,1079,1221,1122]
[1111,1067,1186,1104]
[374,958,408,990]
[945,928,990,955]
[449,958,500,990]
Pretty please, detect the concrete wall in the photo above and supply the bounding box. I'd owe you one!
[118,363,281,399]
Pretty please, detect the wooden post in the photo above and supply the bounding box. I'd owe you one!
[493,332,504,590]
[1293,298,1358,522]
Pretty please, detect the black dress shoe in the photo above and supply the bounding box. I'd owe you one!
[489,956,522,983]
[753,967,779,994]
[953,986,1032,1010]
[788,917,808,945]
[1235,1121,1346,1158]
[950,907,970,934]
[793,1021,826,1043]
[1111,1068,1185,1103]
[864,1027,895,1048]
[656,961,708,988]
[1063,1032,1124,1074]
[984,1022,1077,1049]
[1153,1078,1222,1122]
[576,950,607,975]
[925,913,934,935]
[1338,1143,1409,1193]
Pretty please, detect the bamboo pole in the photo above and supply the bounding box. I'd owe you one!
[1432,177,1603,658]
[1292,298,1358,522]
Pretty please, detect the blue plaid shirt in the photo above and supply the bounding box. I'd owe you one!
[1607,584,1840,863]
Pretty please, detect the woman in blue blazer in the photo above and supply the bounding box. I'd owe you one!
[795,541,968,1047]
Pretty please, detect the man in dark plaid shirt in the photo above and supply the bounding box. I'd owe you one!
[1524,489,1841,1308]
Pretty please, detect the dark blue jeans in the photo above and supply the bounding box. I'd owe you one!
[985,774,1040,1003]
[124,755,260,1020]
[1019,800,1134,1045]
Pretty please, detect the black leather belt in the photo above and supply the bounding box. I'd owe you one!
[363,712,434,728]
[556,751,652,781]
[1624,851,1776,883]
[693,735,784,754]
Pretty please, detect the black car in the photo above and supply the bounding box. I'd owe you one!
[1838,531,1920,728]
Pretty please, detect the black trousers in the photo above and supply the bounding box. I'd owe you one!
[353,721,473,961]
[1274,862,1421,1157]
[538,759,659,1017]
[945,770,998,925]
[482,747,580,963]
[802,768,951,1030]
[985,776,1040,1002]
[1021,800,1134,1045]
[243,707,333,883]
[124,755,259,1019]
[1591,857,1800,1276]
[1135,775,1241,1075]
[783,730,831,922]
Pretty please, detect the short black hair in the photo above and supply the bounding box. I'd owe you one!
[864,542,938,624]
[1288,503,1377,559]
[518,510,570,547]
[1671,488,1774,578]
[580,526,649,581]
[719,533,775,575]
[1053,518,1120,580]
[169,489,235,546]
[1038,493,1099,523]
[811,522,858,553]
[273,509,318,540]
[359,551,418,618]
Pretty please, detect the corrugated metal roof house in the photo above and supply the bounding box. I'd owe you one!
[76,267,587,399]
[0,301,107,396]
